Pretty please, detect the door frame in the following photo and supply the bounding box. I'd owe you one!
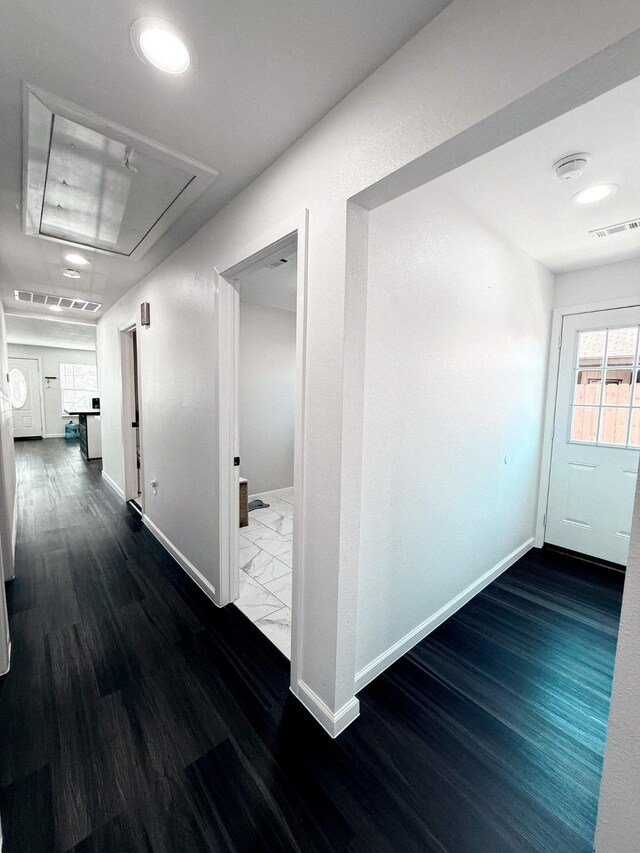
[215,209,308,686]
[535,295,640,548]
[9,355,45,439]
[119,319,145,509]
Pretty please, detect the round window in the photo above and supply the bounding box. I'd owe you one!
[8,368,28,409]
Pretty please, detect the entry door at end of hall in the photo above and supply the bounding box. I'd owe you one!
[8,357,43,439]
[545,306,640,566]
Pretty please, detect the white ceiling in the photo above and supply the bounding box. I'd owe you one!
[5,314,97,350]
[430,73,640,273]
[239,255,297,313]
[0,0,450,320]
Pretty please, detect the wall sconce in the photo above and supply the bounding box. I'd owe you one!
[141,302,150,326]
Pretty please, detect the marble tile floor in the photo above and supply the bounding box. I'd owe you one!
[235,488,293,659]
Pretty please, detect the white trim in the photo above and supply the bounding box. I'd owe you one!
[535,297,640,547]
[11,487,18,556]
[354,538,535,693]
[101,469,125,501]
[45,433,66,438]
[119,319,145,510]
[293,681,360,738]
[216,209,309,696]
[0,640,11,677]
[216,276,238,607]
[142,514,217,601]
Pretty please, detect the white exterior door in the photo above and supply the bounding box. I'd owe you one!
[8,357,43,439]
[545,306,640,565]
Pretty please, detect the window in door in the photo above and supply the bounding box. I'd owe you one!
[570,326,640,447]
[60,362,98,412]
[8,368,28,409]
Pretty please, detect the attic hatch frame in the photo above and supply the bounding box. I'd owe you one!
[21,83,219,261]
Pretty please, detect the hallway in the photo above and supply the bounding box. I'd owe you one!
[0,439,624,852]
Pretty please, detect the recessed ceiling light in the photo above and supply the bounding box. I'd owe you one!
[65,252,90,266]
[131,18,193,75]
[62,268,81,278]
[49,305,63,312]
[573,184,617,205]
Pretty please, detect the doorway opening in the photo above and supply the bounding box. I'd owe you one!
[234,240,297,658]
[120,323,143,512]
[217,213,307,677]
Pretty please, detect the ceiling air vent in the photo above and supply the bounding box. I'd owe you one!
[590,217,640,239]
[14,290,102,312]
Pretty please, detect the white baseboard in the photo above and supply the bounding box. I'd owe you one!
[101,470,125,501]
[293,680,360,738]
[44,433,65,439]
[354,538,535,693]
[11,488,17,556]
[141,514,217,602]
[0,640,11,677]
[249,487,294,502]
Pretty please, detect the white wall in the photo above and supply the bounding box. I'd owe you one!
[355,187,554,678]
[0,303,16,673]
[554,256,640,308]
[96,1,640,727]
[595,473,640,852]
[7,344,97,438]
[239,302,295,495]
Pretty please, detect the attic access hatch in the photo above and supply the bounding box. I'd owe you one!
[22,85,218,260]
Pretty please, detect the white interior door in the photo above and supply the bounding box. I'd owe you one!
[545,306,640,565]
[8,357,43,439]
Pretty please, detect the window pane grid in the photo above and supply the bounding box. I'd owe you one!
[571,325,640,448]
[60,362,98,414]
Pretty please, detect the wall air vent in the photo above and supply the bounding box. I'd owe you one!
[590,217,640,239]
[22,84,218,261]
[14,290,102,313]
[268,258,290,268]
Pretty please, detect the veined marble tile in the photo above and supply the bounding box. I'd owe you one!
[242,519,292,561]
[239,536,261,569]
[263,573,292,609]
[242,548,290,584]
[280,540,293,568]
[249,505,293,536]
[250,488,294,505]
[254,607,292,659]
[235,571,284,622]
[257,496,294,517]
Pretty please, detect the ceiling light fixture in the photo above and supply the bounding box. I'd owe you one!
[131,18,193,75]
[572,184,617,205]
[65,252,90,266]
[62,268,82,278]
[49,305,63,312]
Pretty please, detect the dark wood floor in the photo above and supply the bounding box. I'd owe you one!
[0,439,623,852]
